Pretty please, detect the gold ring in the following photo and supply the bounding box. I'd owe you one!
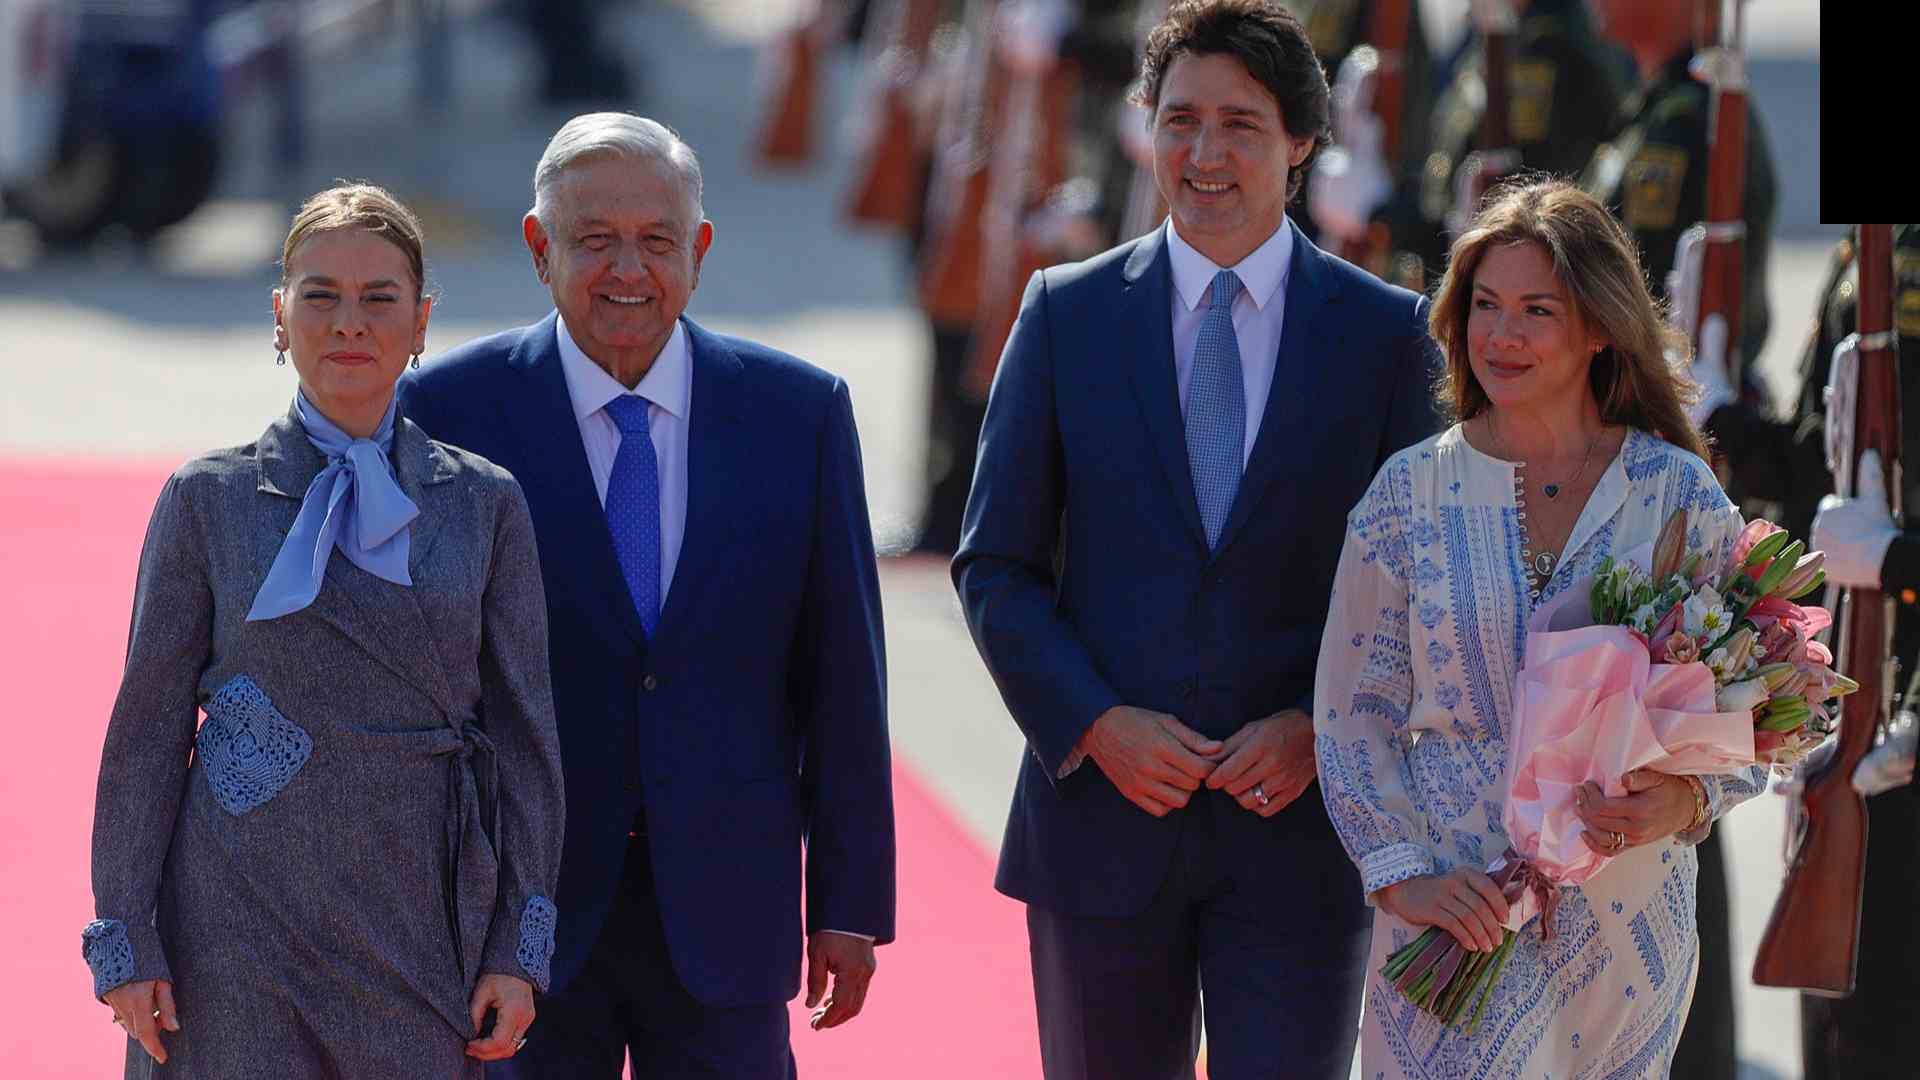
[1253,784,1270,805]
[1611,830,1626,851]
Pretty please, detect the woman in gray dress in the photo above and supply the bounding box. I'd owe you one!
[84,183,565,1077]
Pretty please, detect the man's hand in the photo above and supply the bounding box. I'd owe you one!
[1811,448,1899,588]
[1375,869,1511,953]
[1204,710,1316,816]
[103,978,178,1064]
[805,933,877,1031]
[465,973,535,1061]
[1085,705,1223,817]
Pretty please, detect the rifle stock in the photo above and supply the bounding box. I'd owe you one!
[1752,224,1902,995]
[844,0,942,228]
[1690,0,1750,385]
[754,14,824,168]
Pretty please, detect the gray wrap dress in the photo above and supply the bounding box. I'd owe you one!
[85,408,565,1078]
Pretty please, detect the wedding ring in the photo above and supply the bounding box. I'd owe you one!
[514,1036,528,1051]
[1610,830,1626,851]
[1253,783,1270,806]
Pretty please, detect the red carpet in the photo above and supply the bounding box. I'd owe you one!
[0,458,1040,1078]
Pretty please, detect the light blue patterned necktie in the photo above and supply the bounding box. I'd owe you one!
[603,394,662,636]
[247,391,418,621]
[1186,269,1246,549]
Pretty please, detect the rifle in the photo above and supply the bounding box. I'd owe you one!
[1751,224,1904,996]
[963,21,1079,402]
[1447,0,1519,237]
[1334,0,1412,279]
[917,0,1001,325]
[1687,0,1751,388]
[752,2,833,169]
[844,0,944,229]
[1116,0,1172,240]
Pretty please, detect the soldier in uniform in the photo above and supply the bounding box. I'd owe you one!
[1321,0,1631,284]
[905,0,1143,553]
[1287,0,1435,249]
[1720,225,1920,1079]
[1577,4,1777,1076]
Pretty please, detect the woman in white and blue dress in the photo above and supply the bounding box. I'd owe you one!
[1313,178,1768,1078]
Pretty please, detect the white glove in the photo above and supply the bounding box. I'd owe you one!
[1772,714,1917,799]
[1810,448,1900,588]
[1855,711,1917,796]
[1684,312,1736,427]
[1309,51,1391,243]
[994,0,1067,77]
[1116,99,1153,166]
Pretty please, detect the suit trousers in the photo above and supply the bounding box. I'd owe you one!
[1026,790,1369,1080]
[492,830,796,1080]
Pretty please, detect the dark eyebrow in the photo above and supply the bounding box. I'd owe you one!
[297,275,402,290]
[1473,282,1565,303]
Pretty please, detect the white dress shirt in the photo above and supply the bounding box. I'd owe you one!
[1057,217,1298,779]
[555,316,873,943]
[556,315,691,603]
[1164,215,1296,466]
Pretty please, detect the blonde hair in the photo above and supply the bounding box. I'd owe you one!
[280,182,427,296]
[1428,177,1706,458]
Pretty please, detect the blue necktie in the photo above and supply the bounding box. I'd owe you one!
[1186,269,1245,549]
[603,395,661,635]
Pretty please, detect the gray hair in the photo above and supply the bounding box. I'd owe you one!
[530,112,705,228]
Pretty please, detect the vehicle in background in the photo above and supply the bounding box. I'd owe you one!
[1,0,223,246]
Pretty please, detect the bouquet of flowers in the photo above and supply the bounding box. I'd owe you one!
[1380,510,1853,1030]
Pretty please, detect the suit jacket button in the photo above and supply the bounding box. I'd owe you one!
[642,674,658,692]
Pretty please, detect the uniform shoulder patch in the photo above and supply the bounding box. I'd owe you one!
[1623,143,1690,232]
[1895,249,1920,338]
[1511,59,1558,143]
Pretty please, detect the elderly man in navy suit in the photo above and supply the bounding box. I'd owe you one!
[954,3,1441,1077]
[401,112,895,1079]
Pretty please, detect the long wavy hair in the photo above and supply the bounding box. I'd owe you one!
[1428,177,1706,459]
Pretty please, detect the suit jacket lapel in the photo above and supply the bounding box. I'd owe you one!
[653,319,747,644]
[1121,227,1208,552]
[498,314,649,650]
[1216,221,1343,555]
[251,407,457,713]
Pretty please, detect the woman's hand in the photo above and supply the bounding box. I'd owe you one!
[465,973,535,1061]
[1575,770,1699,853]
[102,979,178,1064]
[1374,869,1511,953]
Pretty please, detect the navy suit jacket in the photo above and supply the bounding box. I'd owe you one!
[954,221,1441,921]
[399,314,894,1006]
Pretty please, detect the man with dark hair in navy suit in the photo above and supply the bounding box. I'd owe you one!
[954,3,1441,1077]
[401,111,895,1079]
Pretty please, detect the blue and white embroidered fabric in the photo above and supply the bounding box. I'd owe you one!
[197,675,313,816]
[516,895,558,991]
[82,918,135,998]
[1313,426,1767,1079]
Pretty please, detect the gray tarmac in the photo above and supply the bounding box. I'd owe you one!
[0,3,1830,1076]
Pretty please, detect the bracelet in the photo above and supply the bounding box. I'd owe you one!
[1683,775,1710,832]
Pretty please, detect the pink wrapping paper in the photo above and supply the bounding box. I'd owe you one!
[1494,577,1755,931]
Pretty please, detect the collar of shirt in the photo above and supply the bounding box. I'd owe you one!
[555,314,692,423]
[1165,216,1294,313]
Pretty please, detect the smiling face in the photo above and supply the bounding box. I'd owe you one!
[1466,241,1607,414]
[1151,51,1312,266]
[524,154,713,385]
[273,228,430,433]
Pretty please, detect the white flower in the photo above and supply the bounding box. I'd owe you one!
[1706,647,1733,680]
[1717,677,1772,713]
[1683,586,1731,640]
[1628,603,1659,635]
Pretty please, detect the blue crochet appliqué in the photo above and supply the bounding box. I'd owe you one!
[197,675,312,815]
[517,895,558,990]
[82,919,135,997]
